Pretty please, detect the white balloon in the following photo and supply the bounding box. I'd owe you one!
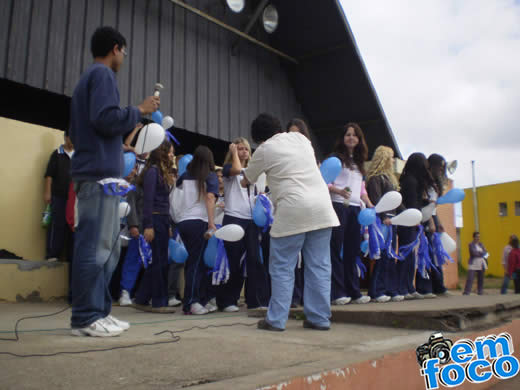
[256,172,266,193]
[135,123,166,154]
[391,208,422,227]
[375,191,402,213]
[162,115,174,129]
[119,202,131,218]
[440,232,457,254]
[421,203,436,223]
[214,224,245,242]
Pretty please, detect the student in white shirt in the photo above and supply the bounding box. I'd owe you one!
[217,138,270,312]
[242,113,339,331]
[328,123,373,305]
[175,146,219,315]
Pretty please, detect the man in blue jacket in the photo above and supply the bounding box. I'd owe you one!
[69,26,159,337]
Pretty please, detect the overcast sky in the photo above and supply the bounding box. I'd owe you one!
[339,0,520,189]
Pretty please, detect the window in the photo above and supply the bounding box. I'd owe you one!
[499,202,508,217]
[515,201,520,216]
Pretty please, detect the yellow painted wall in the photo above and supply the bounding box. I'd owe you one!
[0,117,64,260]
[460,181,520,276]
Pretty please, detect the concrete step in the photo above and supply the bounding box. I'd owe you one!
[0,259,69,302]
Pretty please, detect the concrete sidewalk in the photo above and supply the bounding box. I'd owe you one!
[0,293,519,389]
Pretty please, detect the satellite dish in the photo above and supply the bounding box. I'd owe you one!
[447,160,458,175]
[226,0,245,13]
[262,4,279,34]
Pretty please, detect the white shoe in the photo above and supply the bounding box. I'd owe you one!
[332,297,351,305]
[352,296,371,304]
[375,295,391,303]
[168,297,182,307]
[204,302,218,313]
[119,290,132,306]
[209,298,217,306]
[71,318,123,337]
[423,293,437,299]
[223,305,239,313]
[47,257,58,262]
[404,293,414,300]
[190,302,209,315]
[105,314,130,331]
[391,295,405,302]
[411,292,425,299]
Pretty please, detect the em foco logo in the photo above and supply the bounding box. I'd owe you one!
[417,332,519,389]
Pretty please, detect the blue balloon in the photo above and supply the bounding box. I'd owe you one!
[168,239,188,264]
[122,152,136,178]
[320,157,342,184]
[253,200,267,227]
[203,236,218,268]
[358,208,376,226]
[437,188,465,205]
[360,240,369,253]
[178,154,193,177]
[151,110,163,124]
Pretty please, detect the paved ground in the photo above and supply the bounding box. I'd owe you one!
[0,292,519,389]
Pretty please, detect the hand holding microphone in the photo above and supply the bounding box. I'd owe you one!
[137,82,163,115]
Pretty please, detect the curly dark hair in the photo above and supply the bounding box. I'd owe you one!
[138,140,174,188]
[90,26,126,58]
[251,113,282,144]
[331,122,368,175]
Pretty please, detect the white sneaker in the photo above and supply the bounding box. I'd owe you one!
[375,295,391,303]
[411,292,425,299]
[105,314,130,331]
[71,318,123,337]
[119,290,132,306]
[352,296,371,304]
[404,293,414,300]
[209,298,217,306]
[204,302,218,313]
[190,302,209,315]
[223,305,239,313]
[332,297,351,305]
[168,297,182,307]
[47,257,58,262]
[391,295,405,302]
[423,293,437,299]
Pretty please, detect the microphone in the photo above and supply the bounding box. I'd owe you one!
[153,83,164,97]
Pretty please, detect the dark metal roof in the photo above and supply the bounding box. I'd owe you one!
[0,0,400,158]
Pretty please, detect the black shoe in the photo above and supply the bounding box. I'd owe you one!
[257,319,284,332]
[303,320,330,331]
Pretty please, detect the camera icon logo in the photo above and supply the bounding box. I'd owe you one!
[416,332,453,367]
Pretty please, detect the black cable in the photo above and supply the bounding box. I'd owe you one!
[0,322,257,358]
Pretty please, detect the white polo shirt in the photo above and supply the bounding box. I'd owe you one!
[222,164,255,220]
[243,132,339,238]
[175,172,219,223]
[330,164,363,206]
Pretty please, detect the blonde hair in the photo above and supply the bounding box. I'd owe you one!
[366,146,399,190]
[223,137,251,167]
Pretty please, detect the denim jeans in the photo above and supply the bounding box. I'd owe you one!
[71,181,120,328]
[501,273,511,294]
[266,227,332,330]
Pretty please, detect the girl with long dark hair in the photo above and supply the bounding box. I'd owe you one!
[133,139,176,313]
[175,146,219,315]
[329,123,373,305]
[398,152,435,299]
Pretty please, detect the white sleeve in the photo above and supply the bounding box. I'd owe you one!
[243,146,265,184]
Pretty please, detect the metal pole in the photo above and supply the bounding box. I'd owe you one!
[168,0,298,64]
[471,160,480,232]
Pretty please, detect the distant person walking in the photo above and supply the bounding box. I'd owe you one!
[463,232,488,295]
[501,235,517,294]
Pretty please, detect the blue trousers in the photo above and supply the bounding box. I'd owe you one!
[134,215,169,307]
[397,226,417,295]
[71,182,120,328]
[267,227,332,329]
[217,215,270,309]
[330,203,362,300]
[501,273,511,294]
[368,257,386,298]
[178,219,211,313]
[120,238,142,293]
